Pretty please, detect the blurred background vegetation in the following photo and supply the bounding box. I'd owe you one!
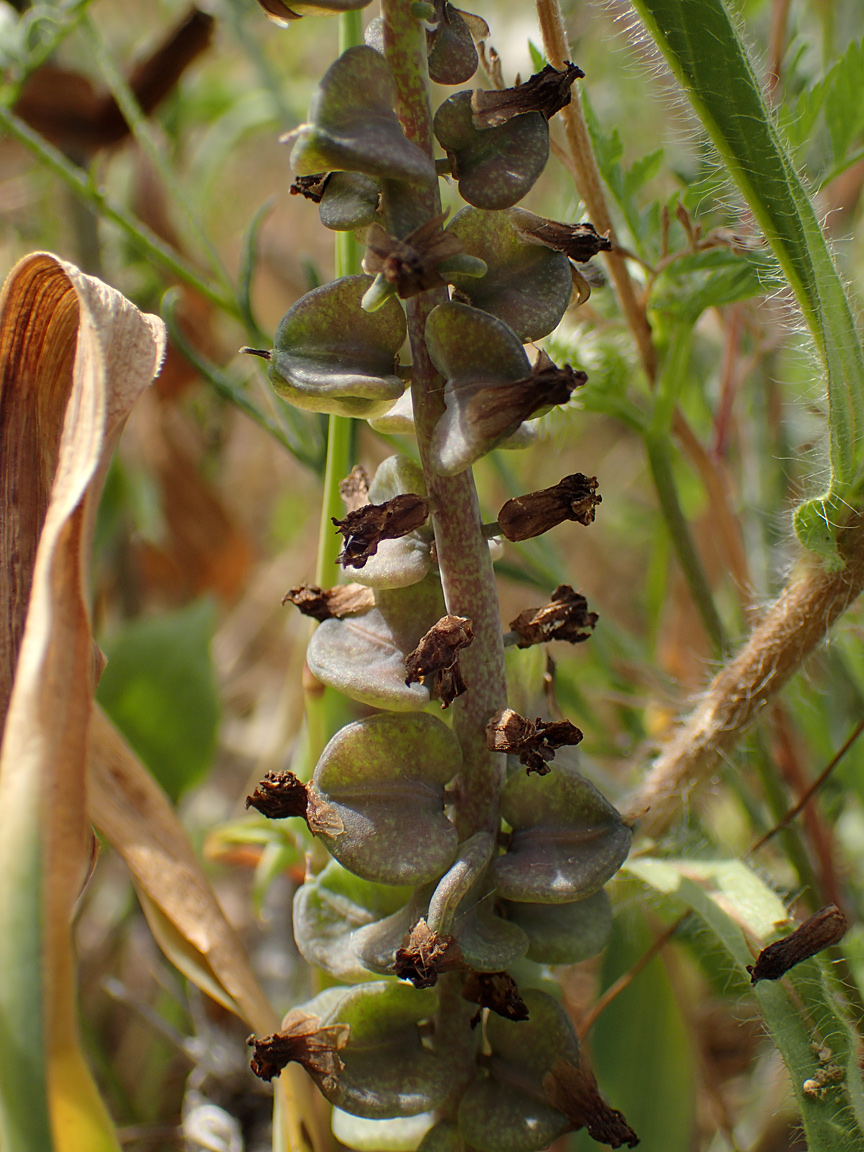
[3,0,864,1149]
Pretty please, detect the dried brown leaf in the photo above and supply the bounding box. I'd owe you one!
[0,252,164,1143]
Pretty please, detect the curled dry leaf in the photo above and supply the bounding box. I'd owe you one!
[471,62,584,128]
[249,1011,350,1086]
[747,904,847,984]
[333,493,430,569]
[0,253,164,1148]
[543,1059,640,1149]
[404,614,475,707]
[498,474,601,542]
[508,585,598,648]
[462,970,529,1024]
[245,769,344,836]
[394,919,464,988]
[486,707,583,774]
[282,583,375,621]
[363,215,463,298]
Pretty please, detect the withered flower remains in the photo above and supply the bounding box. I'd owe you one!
[498,473,601,542]
[508,585,597,648]
[747,905,847,984]
[405,614,475,707]
[363,214,463,298]
[249,1010,349,1085]
[339,463,370,511]
[471,62,585,128]
[246,770,344,836]
[465,353,585,449]
[333,493,430,568]
[282,582,375,621]
[462,970,530,1023]
[290,172,330,202]
[394,919,464,988]
[544,1059,640,1149]
[486,707,583,774]
[511,210,613,262]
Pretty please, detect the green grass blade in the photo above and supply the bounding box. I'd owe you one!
[630,0,864,564]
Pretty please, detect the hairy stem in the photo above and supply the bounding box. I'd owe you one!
[625,517,864,835]
[380,0,506,836]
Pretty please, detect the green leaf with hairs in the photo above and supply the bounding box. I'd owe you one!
[631,0,864,566]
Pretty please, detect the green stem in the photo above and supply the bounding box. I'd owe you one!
[645,436,726,655]
[0,105,239,319]
[315,416,354,586]
[81,13,235,302]
[645,325,727,654]
[380,0,506,838]
[304,10,364,769]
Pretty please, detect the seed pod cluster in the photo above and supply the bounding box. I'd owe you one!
[245,13,636,1149]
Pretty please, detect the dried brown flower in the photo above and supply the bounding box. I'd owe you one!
[471,62,584,129]
[497,474,601,542]
[333,493,430,569]
[747,905,847,984]
[508,585,597,648]
[339,464,371,512]
[282,583,375,622]
[290,173,330,202]
[249,1010,349,1085]
[394,919,464,988]
[486,707,583,774]
[511,211,613,262]
[463,353,585,450]
[363,215,463,298]
[404,614,475,707]
[245,770,344,836]
[544,1059,639,1148]
[462,970,529,1024]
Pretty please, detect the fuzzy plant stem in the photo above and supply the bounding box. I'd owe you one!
[625,515,864,834]
[380,0,506,837]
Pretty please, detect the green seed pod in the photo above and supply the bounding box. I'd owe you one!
[311,712,462,886]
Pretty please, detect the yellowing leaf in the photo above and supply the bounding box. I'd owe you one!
[0,252,165,1152]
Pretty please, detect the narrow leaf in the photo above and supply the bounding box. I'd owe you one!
[632,0,864,563]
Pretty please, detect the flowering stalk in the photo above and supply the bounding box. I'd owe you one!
[245,2,636,1147]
